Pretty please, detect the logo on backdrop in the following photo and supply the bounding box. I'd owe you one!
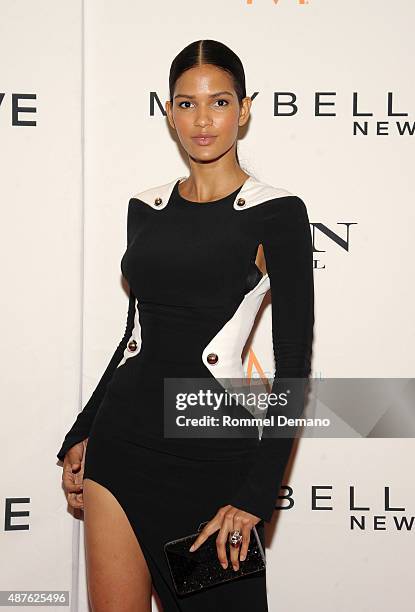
[0,93,37,125]
[311,222,357,270]
[273,91,415,136]
[5,487,413,532]
[276,485,415,531]
[6,91,413,136]
[151,91,414,136]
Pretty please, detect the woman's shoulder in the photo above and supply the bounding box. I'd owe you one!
[236,176,308,218]
[129,177,182,210]
[240,175,294,206]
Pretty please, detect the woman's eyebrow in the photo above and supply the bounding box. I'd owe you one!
[174,91,233,100]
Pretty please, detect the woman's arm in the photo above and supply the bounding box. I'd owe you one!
[56,288,136,461]
[56,200,136,462]
[228,195,315,522]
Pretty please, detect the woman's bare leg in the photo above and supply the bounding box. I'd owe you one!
[83,478,153,612]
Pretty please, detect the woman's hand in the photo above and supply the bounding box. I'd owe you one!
[61,438,88,510]
[188,504,261,571]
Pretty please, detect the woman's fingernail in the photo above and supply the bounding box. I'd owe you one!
[189,545,195,552]
[240,555,245,561]
[221,562,227,569]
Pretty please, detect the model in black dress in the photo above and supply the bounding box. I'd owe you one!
[57,173,314,610]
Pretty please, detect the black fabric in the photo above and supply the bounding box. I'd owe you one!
[227,194,314,521]
[56,178,314,609]
[57,180,314,519]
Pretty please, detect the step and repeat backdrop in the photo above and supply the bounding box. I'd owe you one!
[1,1,414,610]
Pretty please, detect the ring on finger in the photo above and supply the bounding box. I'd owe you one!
[229,529,243,548]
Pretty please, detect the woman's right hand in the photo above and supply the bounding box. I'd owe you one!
[62,438,88,510]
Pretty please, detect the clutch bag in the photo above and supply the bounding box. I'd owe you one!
[164,520,266,596]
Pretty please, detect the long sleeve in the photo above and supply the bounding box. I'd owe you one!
[56,200,136,462]
[56,289,136,461]
[228,195,314,522]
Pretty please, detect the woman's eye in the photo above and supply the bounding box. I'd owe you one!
[214,99,229,107]
[178,101,194,108]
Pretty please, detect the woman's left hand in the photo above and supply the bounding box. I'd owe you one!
[188,504,261,571]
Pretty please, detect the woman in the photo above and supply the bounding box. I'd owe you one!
[57,39,314,611]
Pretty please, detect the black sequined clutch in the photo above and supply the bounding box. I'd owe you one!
[164,521,266,596]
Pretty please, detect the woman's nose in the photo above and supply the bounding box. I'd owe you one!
[195,105,213,126]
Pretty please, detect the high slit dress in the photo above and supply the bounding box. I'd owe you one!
[56,174,314,611]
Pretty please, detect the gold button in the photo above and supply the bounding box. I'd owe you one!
[207,352,218,365]
[154,197,162,206]
[236,197,246,207]
[127,339,137,351]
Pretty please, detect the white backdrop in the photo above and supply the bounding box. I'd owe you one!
[1,0,414,610]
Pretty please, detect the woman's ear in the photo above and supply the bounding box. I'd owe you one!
[165,100,176,131]
[238,96,252,127]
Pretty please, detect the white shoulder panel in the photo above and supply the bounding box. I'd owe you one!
[131,176,186,210]
[232,176,294,210]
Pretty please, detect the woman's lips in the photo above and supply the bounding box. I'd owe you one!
[191,136,217,146]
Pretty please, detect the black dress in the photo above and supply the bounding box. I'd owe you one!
[56,175,314,611]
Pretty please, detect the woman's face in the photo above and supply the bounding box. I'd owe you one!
[166,64,251,163]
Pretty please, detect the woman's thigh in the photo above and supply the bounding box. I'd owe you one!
[83,477,152,612]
